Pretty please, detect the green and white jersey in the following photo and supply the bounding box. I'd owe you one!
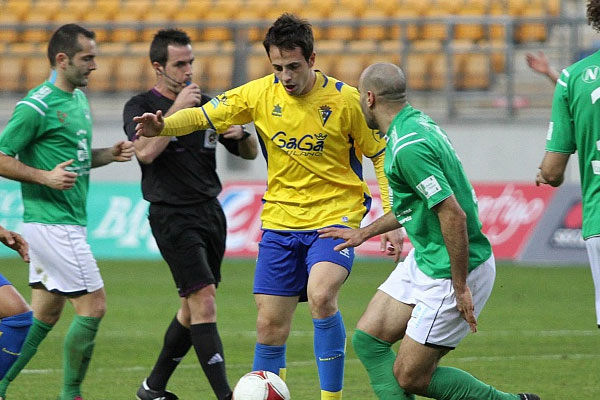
[547,50,600,239]
[384,104,492,279]
[0,82,93,226]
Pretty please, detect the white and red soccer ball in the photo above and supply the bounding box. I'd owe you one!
[232,370,291,400]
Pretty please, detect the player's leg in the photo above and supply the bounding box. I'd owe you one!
[254,294,298,379]
[584,237,600,327]
[0,278,33,381]
[0,287,65,398]
[253,230,304,380]
[352,289,414,400]
[61,288,105,400]
[138,303,191,400]
[305,231,354,400]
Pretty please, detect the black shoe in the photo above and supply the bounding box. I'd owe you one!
[518,394,540,400]
[136,379,179,400]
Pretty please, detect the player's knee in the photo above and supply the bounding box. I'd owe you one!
[394,363,430,395]
[307,291,337,317]
[256,314,290,343]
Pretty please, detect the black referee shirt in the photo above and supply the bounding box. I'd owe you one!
[123,88,242,205]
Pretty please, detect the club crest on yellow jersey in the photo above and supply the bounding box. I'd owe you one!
[318,105,332,126]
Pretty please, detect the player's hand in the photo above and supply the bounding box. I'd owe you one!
[134,110,165,138]
[455,285,477,333]
[380,228,404,263]
[172,83,202,111]
[111,140,135,162]
[45,159,78,190]
[535,170,549,186]
[0,227,29,262]
[318,227,367,251]
[526,51,550,76]
[221,125,245,140]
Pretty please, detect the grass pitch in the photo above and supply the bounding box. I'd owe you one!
[1,257,598,399]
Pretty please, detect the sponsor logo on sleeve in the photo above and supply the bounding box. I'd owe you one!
[416,176,442,199]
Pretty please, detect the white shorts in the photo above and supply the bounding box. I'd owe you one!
[378,249,496,348]
[23,223,103,295]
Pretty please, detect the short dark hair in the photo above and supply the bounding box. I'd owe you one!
[47,24,95,67]
[149,29,192,66]
[263,13,314,62]
[588,0,600,32]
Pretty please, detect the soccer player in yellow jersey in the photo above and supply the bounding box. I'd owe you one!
[134,14,400,399]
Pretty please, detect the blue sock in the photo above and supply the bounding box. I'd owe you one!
[0,311,33,380]
[313,311,346,392]
[253,343,286,376]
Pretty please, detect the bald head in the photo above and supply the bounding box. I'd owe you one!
[359,63,407,104]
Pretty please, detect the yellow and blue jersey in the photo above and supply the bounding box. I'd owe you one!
[161,71,390,230]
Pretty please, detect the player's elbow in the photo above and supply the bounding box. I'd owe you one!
[135,149,156,165]
[541,169,564,187]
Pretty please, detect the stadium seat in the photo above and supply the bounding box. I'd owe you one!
[376,39,404,66]
[404,39,443,91]
[0,54,25,92]
[455,1,487,41]
[81,0,119,42]
[90,42,129,92]
[204,41,235,93]
[201,7,236,42]
[171,4,205,42]
[454,52,490,90]
[247,42,273,82]
[23,54,52,89]
[0,10,20,43]
[313,39,345,74]
[357,7,389,41]
[488,0,507,41]
[4,0,30,21]
[389,6,420,41]
[140,9,175,42]
[21,1,62,43]
[114,54,153,92]
[112,0,151,43]
[514,4,548,43]
[326,6,358,41]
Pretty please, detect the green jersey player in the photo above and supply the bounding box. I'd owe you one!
[0,24,134,400]
[537,0,600,328]
[320,63,540,400]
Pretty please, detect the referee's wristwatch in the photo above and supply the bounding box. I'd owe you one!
[239,126,251,141]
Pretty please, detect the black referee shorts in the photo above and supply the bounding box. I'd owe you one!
[148,199,227,297]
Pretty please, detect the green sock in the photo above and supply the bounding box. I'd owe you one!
[0,318,53,397]
[60,315,101,400]
[352,329,414,400]
[426,366,520,400]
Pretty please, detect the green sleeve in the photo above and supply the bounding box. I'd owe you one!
[0,102,43,156]
[547,72,576,154]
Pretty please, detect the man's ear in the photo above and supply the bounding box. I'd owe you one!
[55,52,69,69]
[367,90,376,108]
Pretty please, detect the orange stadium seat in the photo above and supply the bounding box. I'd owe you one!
[90,42,128,92]
[81,0,120,42]
[247,42,273,82]
[171,4,206,42]
[295,7,329,40]
[0,10,21,43]
[21,0,62,43]
[404,39,443,91]
[358,7,388,41]
[23,54,51,89]
[489,0,507,40]
[140,9,175,42]
[452,40,491,90]
[326,6,358,41]
[114,54,153,92]
[313,39,344,73]
[455,1,487,41]
[201,6,236,42]
[204,41,235,93]
[192,41,220,87]
[376,39,404,66]
[4,0,30,21]
[389,6,420,41]
[0,55,25,92]
[514,3,548,43]
[112,0,152,43]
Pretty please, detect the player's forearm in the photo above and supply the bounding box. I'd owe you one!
[372,153,391,213]
[439,208,469,290]
[361,212,402,240]
[160,107,209,137]
[91,148,115,168]
[0,154,47,185]
[134,136,172,164]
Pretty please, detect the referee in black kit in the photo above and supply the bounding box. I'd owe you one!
[123,29,258,400]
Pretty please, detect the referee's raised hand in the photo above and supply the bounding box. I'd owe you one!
[134,110,164,138]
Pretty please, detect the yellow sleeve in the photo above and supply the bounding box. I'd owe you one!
[160,107,208,137]
[372,153,391,213]
[160,81,257,137]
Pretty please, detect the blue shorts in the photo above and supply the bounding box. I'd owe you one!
[0,272,12,288]
[254,228,355,299]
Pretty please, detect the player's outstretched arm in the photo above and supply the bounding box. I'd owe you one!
[0,226,29,262]
[134,110,165,138]
[526,51,560,84]
[319,212,401,252]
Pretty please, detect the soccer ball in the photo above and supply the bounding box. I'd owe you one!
[232,370,291,400]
